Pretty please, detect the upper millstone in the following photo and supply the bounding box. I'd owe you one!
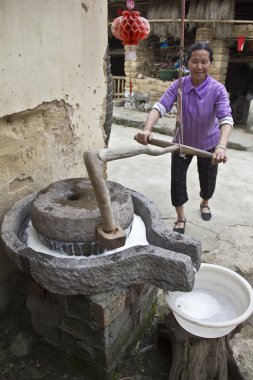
[30,178,134,256]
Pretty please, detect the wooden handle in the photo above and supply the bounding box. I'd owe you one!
[149,138,213,159]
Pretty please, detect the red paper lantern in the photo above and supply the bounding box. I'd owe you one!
[111,8,150,60]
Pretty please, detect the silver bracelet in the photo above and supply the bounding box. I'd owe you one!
[215,144,227,151]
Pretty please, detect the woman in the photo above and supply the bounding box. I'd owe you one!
[134,42,233,234]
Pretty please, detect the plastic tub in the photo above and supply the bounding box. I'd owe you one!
[164,263,253,338]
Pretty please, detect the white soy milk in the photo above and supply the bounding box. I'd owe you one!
[27,214,149,259]
[175,288,238,322]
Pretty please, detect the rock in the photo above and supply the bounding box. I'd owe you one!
[134,92,149,102]
[10,332,34,357]
[113,99,124,107]
[30,368,44,379]
[246,99,253,133]
[144,103,153,112]
[230,321,253,380]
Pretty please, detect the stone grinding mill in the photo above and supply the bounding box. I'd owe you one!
[1,140,203,380]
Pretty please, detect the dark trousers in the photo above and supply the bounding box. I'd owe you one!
[171,150,218,207]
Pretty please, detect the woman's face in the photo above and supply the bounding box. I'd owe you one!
[188,49,211,85]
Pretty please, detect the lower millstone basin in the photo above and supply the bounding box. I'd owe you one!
[26,214,147,258]
[30,178,134,256]
[31,222,133,257]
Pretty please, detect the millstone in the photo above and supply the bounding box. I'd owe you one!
[31,178,134,256]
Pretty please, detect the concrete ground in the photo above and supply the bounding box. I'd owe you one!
[107,107,253,379]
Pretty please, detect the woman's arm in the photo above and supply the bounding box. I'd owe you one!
[212,84,234,165]
[212,123,232,165]
[218,123,232,148]
[134,80,179,145]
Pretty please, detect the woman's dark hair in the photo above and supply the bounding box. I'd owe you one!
[186,42,213,63]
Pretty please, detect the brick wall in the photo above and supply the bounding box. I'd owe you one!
[26,280,157,380]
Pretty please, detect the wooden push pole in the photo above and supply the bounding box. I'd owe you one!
[83,139,212,250]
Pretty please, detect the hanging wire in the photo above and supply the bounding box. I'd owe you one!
[174,0,186,157]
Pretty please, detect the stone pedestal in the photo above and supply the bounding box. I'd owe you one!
[26,280,157,380]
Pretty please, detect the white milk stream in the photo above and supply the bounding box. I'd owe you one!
[26,214,149,259]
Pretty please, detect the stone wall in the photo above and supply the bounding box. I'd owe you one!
[209,39,230,84]
[125,76,174,112]
[0,0,108,315]
[124,42,172,111]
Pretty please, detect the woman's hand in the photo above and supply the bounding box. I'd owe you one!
[134,130,152,145]
[212,145,228,165]
[134,109,160,145]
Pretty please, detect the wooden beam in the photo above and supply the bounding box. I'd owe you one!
[229,57,253,63]
[148,19,253,24]
[108,19,253,25]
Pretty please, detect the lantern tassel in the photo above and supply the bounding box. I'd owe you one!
[129,77,132,97]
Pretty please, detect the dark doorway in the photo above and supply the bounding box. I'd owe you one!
[109,35,125,76]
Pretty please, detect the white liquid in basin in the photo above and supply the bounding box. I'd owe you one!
[175,288,238,322]
[27,214,149,259]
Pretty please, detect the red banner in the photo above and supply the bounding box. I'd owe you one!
[237,36,245,51]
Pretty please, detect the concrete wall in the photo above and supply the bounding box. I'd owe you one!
[0,0,108,314]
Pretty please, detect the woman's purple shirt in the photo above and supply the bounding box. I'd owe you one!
[157,75,233,151]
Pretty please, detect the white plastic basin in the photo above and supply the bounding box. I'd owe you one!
[164,263,253,338]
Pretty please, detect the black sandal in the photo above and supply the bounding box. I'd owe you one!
[173,219,186,234]
[200,204,211,221]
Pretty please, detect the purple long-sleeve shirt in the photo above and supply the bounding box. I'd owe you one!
[153,75,233,151]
